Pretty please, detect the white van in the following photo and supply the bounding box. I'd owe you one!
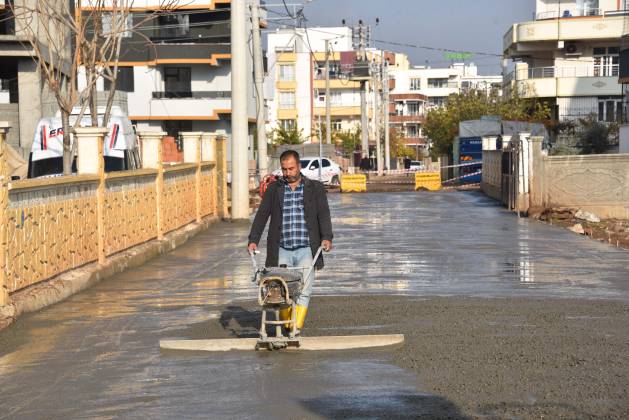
[28,106,139,178]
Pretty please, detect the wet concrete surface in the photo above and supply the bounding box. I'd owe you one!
[1,191,628,418]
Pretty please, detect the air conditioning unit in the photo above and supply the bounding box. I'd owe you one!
[564,41,583,56]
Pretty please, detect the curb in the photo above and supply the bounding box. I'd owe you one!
[0,216,220,331]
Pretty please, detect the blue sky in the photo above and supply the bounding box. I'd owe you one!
[284,0,534,74]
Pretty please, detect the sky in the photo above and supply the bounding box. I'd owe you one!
[266,0,534,75]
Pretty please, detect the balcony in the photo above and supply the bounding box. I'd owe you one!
[312,79,360,89]
[390,114,425,123]
[513,66,622,98]
[503,11,625,52]
[535,7,602,20]
[152,91,231,99]
[144,94,231,119]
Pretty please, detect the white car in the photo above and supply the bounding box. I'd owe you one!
[409,160,425,171]
[273,156,342,185]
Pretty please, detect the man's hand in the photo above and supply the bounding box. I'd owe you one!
[248,243,258,253]
[321,240,332,252]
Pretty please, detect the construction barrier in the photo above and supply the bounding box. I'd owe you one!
[340,174,367,192]
[415,172,442,191]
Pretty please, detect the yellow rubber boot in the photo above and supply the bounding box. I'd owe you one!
[279,307,292,329]
[295,305,308,330]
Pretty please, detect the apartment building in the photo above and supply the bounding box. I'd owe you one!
[390,63,501,154]
[0,0,68,156]
[266,27,357,142]
[503,0,628,123]
[84,0,258,155]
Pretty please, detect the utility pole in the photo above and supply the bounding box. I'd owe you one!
[250,3,268,177]
[317,115,322,181]
[230,0,249,219]
[357,21,369,159]
[383,56,390,172]
[373,58,382,175]
[325,39,332,147]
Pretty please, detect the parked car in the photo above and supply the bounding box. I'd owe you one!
[409,160,425,171]
[28,106,139,178]
[272,156,342,185]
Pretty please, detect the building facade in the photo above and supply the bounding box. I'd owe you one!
[504,0,627,123]
[266,27,358,143]
[0,0,68,156]
[390,63,501,154]
[83,0,258,159]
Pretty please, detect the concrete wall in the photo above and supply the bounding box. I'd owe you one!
[620,125,629,154]
[481,150,502,201]
[540,154,629,219]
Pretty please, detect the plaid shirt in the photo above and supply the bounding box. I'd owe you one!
[280,180,309,250]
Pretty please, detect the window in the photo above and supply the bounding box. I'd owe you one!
[279,64,295,81]
[593,47,619,77]
[407,102,420,116]
[330,91,342,106]
[308,159,319,169]
[322,159,331,167]
[279,91,295,109]
[410,78,421,90]
[331,120,342,131]
[316,91,341,106]
[279,119,296,130]
[101,13,133,38]
[156,14,189,38]
[164,67,191,97]
[428,78,448,88]
[104,67,134,92]
[406,124,419,137]
[428,96,447,107]
[597,97,622,122]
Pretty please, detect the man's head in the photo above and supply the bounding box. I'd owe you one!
[280,150,301,183]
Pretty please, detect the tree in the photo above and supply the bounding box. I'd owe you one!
[270,124,305,145]
[10,0,178,174]
[389,127,416,159]
[577,114,615,154]
[423,89,551,158]
[335,125,361,157]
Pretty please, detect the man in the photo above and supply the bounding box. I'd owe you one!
[248,150,333,332]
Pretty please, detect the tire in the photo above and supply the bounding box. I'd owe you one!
[330,175,340,186]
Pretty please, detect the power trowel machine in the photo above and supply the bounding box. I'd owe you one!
[249,246,323,350]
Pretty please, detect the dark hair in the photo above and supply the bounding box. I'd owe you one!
[280,149,300,164]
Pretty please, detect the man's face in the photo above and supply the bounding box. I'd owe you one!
[281,156,301,183]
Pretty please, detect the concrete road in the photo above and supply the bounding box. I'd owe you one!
[1,191,628,419]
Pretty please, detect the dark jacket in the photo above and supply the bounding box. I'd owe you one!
[248,176,333,270]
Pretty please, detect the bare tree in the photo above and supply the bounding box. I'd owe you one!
[9,0,179,174]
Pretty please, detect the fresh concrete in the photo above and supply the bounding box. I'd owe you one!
[1,192,629,418]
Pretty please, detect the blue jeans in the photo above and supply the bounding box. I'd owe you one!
[278,246,314,308]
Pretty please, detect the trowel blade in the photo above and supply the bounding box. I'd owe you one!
[159,334,404,352]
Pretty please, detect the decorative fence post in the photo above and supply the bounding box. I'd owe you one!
[181,132,203,223]
[75,127,108,265]
[138,131,166,240]
[215,135,229,219]
[0,123,9,305]
[201,133,217,216]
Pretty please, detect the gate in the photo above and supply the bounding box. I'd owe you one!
[501,146,518,211]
